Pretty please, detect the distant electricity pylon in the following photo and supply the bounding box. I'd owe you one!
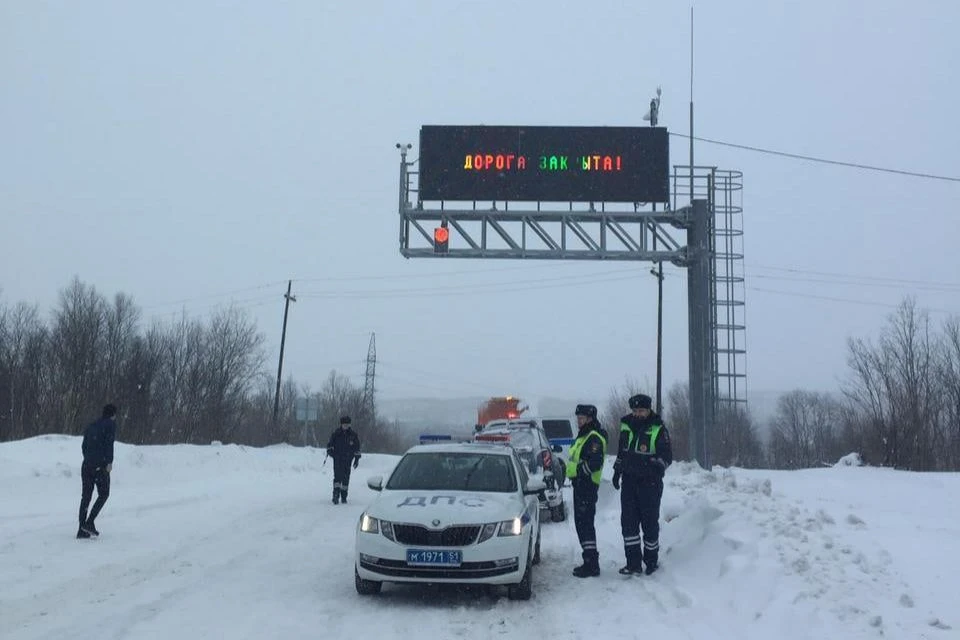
[362,332,377,425]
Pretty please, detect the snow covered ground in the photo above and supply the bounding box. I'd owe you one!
[1,435,957,640]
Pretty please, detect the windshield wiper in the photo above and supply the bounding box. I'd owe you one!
[460,458,486,490]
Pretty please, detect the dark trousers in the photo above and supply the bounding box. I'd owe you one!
[573,483,599,561]
[332,458,353,502]
[620,478,663,567]
[79,462,110,526]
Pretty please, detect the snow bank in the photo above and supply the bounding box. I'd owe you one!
[834,452,864,467]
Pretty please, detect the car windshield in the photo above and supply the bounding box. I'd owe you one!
[386,452,518,492]
[542,419,573,439]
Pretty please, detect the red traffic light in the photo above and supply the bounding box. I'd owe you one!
[434,227,449,253]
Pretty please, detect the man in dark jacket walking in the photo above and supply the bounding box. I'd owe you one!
[612,393,672,575]
[78,404,117,538]
[566,404,607,578]
[326,416,361,504]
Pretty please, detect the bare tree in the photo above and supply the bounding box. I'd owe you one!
[711,401,764,468]
[937,317,960,468]
[768,390,843,468]
[47,278,108,433]
[665,383,690,461]
[843,299,941,470]
[0,302,47,440]
[200,306,265,442]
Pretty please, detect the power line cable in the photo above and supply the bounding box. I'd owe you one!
[142,281,287,309]
[669,132,960,183]
[748,273,960,294]
[749,287,957,313]
[747,264,960,289]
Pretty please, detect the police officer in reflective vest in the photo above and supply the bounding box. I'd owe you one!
[567,404,607,578]
[612,393,672,575]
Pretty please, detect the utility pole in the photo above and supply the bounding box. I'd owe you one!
[647,88,665,415]
[273,280,296,424]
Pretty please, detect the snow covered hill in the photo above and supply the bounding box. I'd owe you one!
[1,436,956,639]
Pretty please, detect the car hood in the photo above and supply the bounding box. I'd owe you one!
[370,490,525,525]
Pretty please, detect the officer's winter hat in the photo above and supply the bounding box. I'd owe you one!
[102,404,117,418]
[575,404,597,418]
[628,394,652,410]
[339,415,352,425]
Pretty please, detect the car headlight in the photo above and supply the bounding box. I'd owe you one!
[477,522,499,544]
[360,513,379,534]
[498,517,523,537]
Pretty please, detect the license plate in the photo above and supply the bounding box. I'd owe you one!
[406,549,462,566]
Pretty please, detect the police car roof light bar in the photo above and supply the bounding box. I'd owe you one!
[419,434,454,444]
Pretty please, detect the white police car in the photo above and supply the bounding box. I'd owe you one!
[355,439,544,600]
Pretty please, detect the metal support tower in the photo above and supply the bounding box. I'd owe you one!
[672,166,747,411]
[362,332,377,426]
[686,199,713,468]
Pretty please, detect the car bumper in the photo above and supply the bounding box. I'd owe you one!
[356,531,528,585]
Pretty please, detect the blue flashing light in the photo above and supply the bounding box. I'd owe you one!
[419,434,454,445]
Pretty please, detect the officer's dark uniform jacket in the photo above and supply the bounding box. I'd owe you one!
[615,411,672,483]
[327,427,362,503]
[327,427,361,462]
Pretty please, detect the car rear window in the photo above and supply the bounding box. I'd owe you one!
[542,419,574,439]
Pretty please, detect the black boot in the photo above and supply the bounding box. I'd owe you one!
[619,548,643,575]
[81,520,99,536]
[572,551,600,578]
[332,487,340,504]
[340,491,348,504]
[643,542,660,574]
[76,526,91,539]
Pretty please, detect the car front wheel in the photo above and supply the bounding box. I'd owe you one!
[532,525,541,565]
[507,544,533,600]
[550,501,566,522]
[355,566,382,595]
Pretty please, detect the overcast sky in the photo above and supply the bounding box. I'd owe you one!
[2,1,958,408]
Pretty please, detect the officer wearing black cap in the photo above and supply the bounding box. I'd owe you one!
[326,415,362,504]
[566,404,607,577]
[612,393,672,575]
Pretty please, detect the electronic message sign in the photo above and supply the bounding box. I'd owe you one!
[418,125,669,203]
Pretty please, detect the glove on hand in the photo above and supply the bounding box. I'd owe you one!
[326,448,333,456]
[612,472,621,490]
[352,457,359,469]
[650,457,666,470]
[105,463,112,473]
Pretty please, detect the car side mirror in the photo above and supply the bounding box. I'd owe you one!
[551,444,563,453]
[366,475,383,491]
[523,478,547,495]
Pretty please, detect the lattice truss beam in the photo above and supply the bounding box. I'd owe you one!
[399,207,692,264]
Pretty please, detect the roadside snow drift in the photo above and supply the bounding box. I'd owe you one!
[1,436,956,639]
